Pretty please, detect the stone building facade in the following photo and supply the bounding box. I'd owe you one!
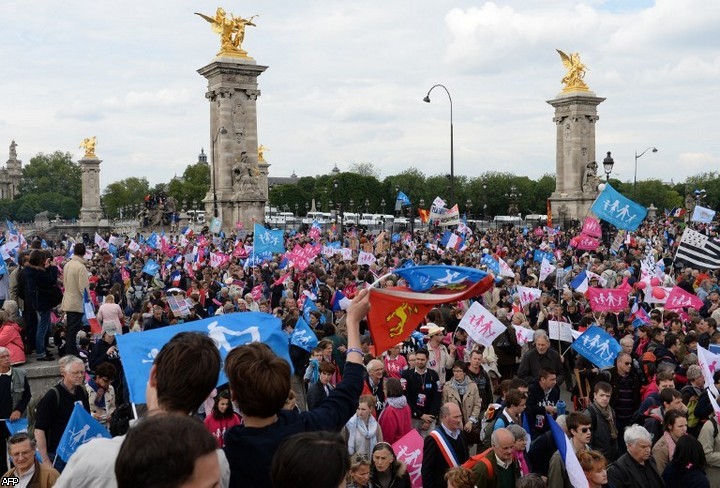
[0,140,22,200]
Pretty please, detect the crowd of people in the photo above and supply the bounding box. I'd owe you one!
[0,214,719,487]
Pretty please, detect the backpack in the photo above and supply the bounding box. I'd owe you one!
[462,447,495,479]
[478,405,504,451]
[110,403,133,437]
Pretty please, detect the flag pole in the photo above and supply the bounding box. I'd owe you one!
[132,402,139,420]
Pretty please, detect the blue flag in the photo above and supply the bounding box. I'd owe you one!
[571,326,622,369]
[253,224,285,261]
[116,312,293,404]
[5,418,28,436]
[480,254,500,275]
[56,403,111,462]
[396,191,411,206]
[0,259,7,276]
[393,265,489,293]
[392,233,401,243]
[533,249,555,264]
[142,259,160,276]
[591,183,647,231]
[290,317,319,352]
[146,232,159,249]
[302,296,326,324]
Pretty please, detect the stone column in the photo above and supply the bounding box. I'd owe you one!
[79,156,102,224]
[198,57,268,231]
[547,92,605,221]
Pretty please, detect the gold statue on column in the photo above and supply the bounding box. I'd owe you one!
[79,136,97,158]
[556,49,590,93]
[195,8,257,59]
[258,144,269,162]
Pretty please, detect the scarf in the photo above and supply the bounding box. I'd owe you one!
[450,377,469,397]
[89,378,106,408]
[346,414,379,455]
[663,431,677,461]
[593,402,618,440]
[384,395,408,410]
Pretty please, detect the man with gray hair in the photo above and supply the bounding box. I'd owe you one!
[362,359,385,414]
[34,355,90,470]
[469,427,520,488]
[607,424,663,487]
[517,330,565,386]
[422,403,469,488]
[0,346,31,473]
[681,364,705,436]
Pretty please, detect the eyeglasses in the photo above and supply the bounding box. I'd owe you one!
[622,362,631,366]
[580,427,592,433]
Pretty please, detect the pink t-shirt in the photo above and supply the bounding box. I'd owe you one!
[383,354,408,379]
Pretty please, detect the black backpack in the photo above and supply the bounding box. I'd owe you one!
[110,403,133,437]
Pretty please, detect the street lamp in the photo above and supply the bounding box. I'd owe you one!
[395,185,400,217]
[505,185,521,216]
[634,146,658,196]
[423,84,454,206]
[466,199,473,220]
[419,198,425,230]
[602,151,615,182]
[211,126,228,218]
[380,198,386,214]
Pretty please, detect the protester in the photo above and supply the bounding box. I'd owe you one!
[506,423,532,476]
[60,242,89,357]
[470,428,521,488]
[0,346,31,473]
[577,450,613,488]
[347,452,371,488]
[2,433,60,487]
[344,394,383,457]
[518,331,565,386]
[0,310,25,365]
[525,367,559,439]
[442,360,482,445]
[652,410,688,475]
[369,441,411,488]
[422,403,469,488]
[115,415,220,488]
[444,466,475,488]
[401,348,441,437]
[204,390,242,448]
[548,411,592,488]
[85,362,117,428]
[377,377,412,445]
[585,381,619,462]
[270,431,350,488]
[698,405,720,486]
[607,425,663,488]
[222,289,368,487]
[662,434,709,487]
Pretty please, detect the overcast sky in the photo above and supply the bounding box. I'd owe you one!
[1,0,718,192]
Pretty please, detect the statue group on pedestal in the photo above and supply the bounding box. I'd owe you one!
[582,160,601,194]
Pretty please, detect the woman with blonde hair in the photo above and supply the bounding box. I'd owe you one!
[347,452,371,488]
[344,395,383,457]
[97,294,124,335]
[578,450,614,488]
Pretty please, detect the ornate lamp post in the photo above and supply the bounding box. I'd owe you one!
[505,185,521,216]
[602,152,615,182]
[466,199,473,220]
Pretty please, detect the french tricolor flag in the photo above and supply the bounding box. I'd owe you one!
[181,226,194,238]
[83,289,102,335]
[547,414,588,488]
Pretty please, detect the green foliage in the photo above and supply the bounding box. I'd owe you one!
[102,177,151,218]
[166,163,210,209]
[5,151,83,220]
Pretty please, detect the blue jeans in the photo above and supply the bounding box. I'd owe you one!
[36,310,51,358]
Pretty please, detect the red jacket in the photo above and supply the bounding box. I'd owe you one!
[0,322,25,365]
[378,403,412,445]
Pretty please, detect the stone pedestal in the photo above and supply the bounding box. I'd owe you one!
[547,92,605,224]
[198,56,268,231]
[79,156,102,224]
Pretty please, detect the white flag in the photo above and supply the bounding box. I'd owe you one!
[517,286,542,307]
[549,321,574,343]
[94,233,109,249]
[539,257,556,282]
[458,302,508,347]
[128,240,140,252]
[358,251,376,266]
[512,324,534,346]
[498,257,515,278]
[698,345,720,398]
[341,248,353,261]
[692,205,716,224]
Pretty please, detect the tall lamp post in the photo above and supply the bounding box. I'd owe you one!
[423,84,454,205]
[211,126,228,218]
[634,146,658,196]
[602,152,615,182]
[505,185,521,216]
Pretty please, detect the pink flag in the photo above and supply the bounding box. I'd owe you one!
[665,286,704,310]
[574,235,600,251]
[533,227,545,236]
[581,217,602,238]
[251,284,263,302]
[392,430,423,488]
[587,287,629,312]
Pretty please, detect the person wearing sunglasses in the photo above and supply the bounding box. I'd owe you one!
[547,411,592,488]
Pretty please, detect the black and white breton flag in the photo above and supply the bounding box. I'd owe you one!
[675,228,720,269]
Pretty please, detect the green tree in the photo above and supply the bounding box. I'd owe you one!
[102,177,151,217]
[347,162,381,179]
[12,151,82,219]
[166,163,210,208]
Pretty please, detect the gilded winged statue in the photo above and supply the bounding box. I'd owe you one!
[79,136,97,158]
[556,49,590,92]
[195,8,257,58]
